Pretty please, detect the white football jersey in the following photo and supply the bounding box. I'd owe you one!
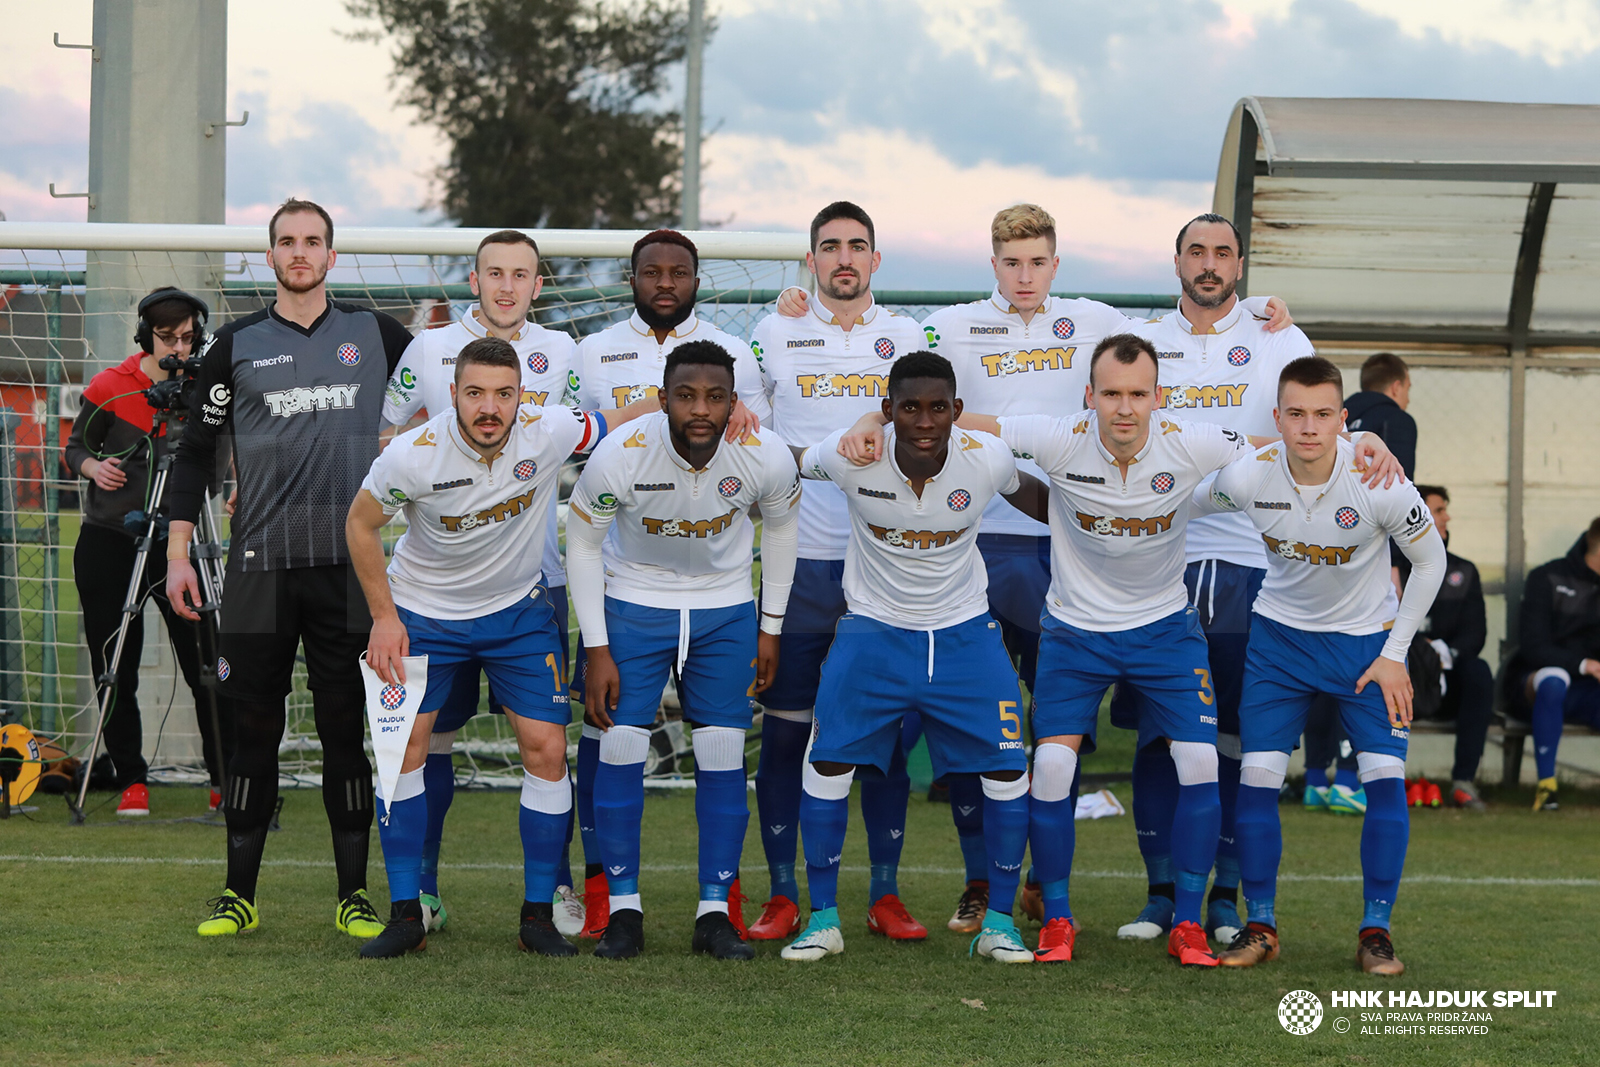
[1205,437,1444,659]
[361,404,605,620]
[1130,301,1314,570]
[752,299,926,560]
[922,290,1136,537]
[381,308,581,586]
[568,412,801,610]
[800,425,1019,630]
[997,411,1254,632]
[575,312,770,426]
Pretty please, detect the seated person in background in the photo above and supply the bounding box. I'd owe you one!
[1506,517,1600,812]
[1403,486,1492,811]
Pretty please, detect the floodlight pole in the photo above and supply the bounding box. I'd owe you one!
[681,0,705,230]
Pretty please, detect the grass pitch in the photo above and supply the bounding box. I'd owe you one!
[3,781,1596,1067]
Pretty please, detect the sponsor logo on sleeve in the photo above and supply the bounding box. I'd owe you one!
[590,492,619,515]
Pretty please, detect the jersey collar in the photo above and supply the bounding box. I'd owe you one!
[1089,410,1154,467]
[628,310,702,340]
[1173,298,1244,336]
[446,414,504,466]
[884,424,953,487]
[463,306,526,343]
[655,412,724,473]
[1280,437,1352,504]
[988,286,1051,318]
[810,295,879,329]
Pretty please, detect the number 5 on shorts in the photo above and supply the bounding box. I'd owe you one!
[998,700,1022,740]
[1194,668,1215,706]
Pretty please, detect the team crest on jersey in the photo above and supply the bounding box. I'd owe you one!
[216,657,230,681]
[1447,570,1464,587]
[528,352,549,374]
[718,477,742,497]
[1227,345,1251,366]
[337,343,361,366]
[1335,507,1361,529]
[874,337,896,360]
[1150,472,1175,494]
[947,489,971,512]
[1053,317,1075,340]
[379,684,406,710]
[514,459,537,481]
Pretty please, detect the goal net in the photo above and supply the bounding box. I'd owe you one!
[0,222,806,791]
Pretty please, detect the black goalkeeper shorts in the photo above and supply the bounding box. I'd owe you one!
[216,563,372,700]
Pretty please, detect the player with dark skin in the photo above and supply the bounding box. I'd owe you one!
[799,374,1045,785]
[583,361,781,726]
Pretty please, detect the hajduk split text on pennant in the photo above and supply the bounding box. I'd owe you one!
[357,653,428,816]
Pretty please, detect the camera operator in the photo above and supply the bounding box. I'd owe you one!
[64,286,234,817]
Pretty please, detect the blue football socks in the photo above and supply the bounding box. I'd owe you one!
[1532,675,1567,781]
[1236,782,1282,928]
[419,751,454,897]
[948,773,987,883]
[1171,782,1221,927]
[862,741,910,903]
[754,714,808,901]
[1359,777,1409,932]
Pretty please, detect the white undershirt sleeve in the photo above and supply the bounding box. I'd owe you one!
[1384,523,1447,663]
[757,495,800,634]
[565,507,612,647]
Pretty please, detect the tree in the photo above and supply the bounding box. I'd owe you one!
[346,0,702,228]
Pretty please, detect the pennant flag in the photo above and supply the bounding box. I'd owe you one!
[358,654,428,810]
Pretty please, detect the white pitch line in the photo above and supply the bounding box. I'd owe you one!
[1,855,1595,887]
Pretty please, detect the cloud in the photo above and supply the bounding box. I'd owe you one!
[703,126,1207,291]
[0,86,91,221]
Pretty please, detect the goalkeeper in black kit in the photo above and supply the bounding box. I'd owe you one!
[166,198,414,939]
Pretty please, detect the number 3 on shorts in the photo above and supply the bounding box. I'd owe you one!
[998,700,1022,740]
[1194,668,1215,706]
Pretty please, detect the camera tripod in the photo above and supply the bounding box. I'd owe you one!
[70,424,229,824]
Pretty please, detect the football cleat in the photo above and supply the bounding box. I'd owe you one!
[1405,779,1425,808]
[948,880,989,934]
[580,872,610,939]
[1533,777,1559,812]
[1117,896,1174,940]
[593,908,645,959]
[692,911,755,960]
[1034,916,1075,963]
[117,783,150,817]
[1451,782,1487,812]
[519,905,579,957]
[1327,784,1367,816]
[1422,781,1442,808]
[727,878,749,940]
[781,914,844,961]
[335,890,386,939]
[197,890,259,937]
[420,892,449,933]
[971,921,1033,964]
[1217,922,1279,968]
[866,894,927,940]
[1019,881,1043,924]
[1205,897,1242,945]
[1357,927,1405,976]
[359,901,427,958]
[209,788,222,813]
[1303,784,1331,811]
[1168,920,1220,967]
[552,885,584,937]
[749,894,801,940]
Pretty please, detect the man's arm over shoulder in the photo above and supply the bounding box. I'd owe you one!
[994,412,1078,473]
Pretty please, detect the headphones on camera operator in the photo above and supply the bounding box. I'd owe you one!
[134,286,210,356]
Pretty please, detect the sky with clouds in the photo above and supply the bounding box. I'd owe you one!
[6,0,1600,290]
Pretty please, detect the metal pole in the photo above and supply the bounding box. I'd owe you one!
[40,286,63,731]
[680,0,705,230]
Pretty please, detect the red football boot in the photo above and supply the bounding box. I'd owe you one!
[579,872,609,940]
[866,894,928,940]
[1168,920,1220,967]
[748,894,801,940]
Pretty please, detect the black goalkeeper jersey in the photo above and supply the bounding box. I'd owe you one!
[168,300,411,571]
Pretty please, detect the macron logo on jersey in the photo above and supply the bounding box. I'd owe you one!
[979,346,1076,378]
[262,383,361,418]
[1074,510,1177,538]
